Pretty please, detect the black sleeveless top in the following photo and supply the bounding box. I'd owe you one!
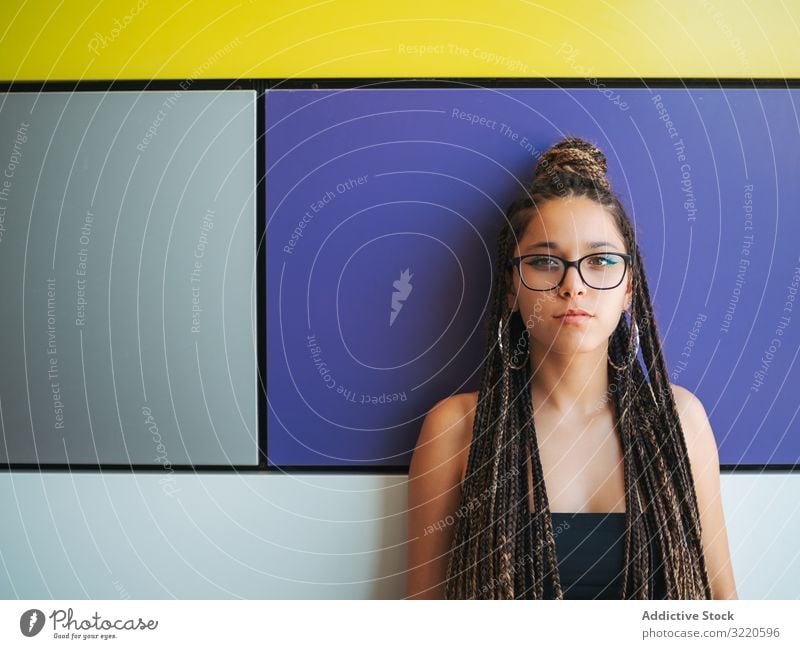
[528,512,668,599]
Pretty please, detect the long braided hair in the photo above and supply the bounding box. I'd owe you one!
[443,136,712,599]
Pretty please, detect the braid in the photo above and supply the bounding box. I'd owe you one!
[444,135,712,599]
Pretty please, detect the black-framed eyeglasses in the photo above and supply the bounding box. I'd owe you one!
[506,252,632,291]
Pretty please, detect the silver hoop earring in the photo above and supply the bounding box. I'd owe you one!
[498,314,528,371]
[608,312,640,371]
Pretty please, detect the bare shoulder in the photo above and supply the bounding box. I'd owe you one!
[669,384,718,461]
[406,391,478,598]
[670,383,701,410]
[412,391,477,454]
[409,391,477,484]
[669,385,738,598]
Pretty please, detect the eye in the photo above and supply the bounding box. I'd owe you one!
[587,254,620,266]
[526,255,559,268]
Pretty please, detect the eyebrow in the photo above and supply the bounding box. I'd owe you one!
[524,240,621,251]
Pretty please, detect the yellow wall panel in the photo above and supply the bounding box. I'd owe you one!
[0,0,797,81]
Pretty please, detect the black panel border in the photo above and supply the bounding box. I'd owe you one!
[0,76,797,473]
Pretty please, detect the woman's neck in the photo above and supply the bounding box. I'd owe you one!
[528,344,611,419]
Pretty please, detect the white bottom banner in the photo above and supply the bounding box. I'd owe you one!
[0,599,796,647]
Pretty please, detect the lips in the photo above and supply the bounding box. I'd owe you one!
[554,309,592,318]
[553,308,593,325]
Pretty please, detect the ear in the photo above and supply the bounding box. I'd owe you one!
[623,271,633,311]
[505,266,518,312]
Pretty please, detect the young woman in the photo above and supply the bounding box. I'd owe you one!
[406,136,737,599]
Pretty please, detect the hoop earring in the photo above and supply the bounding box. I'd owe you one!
[608,312,640,371]
[498,314,529,371]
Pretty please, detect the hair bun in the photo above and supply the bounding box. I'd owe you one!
[533,136,610,192]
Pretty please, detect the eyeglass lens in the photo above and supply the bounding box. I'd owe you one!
[519,254,627,290]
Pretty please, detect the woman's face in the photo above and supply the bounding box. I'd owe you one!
[505,195,633,356]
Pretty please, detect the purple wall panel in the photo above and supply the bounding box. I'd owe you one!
[266,86,800,467]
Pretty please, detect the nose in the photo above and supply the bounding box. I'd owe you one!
[558,264,587,297]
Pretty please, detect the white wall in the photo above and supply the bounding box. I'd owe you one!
[0,472,794,599]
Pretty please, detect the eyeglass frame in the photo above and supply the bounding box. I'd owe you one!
[505,252,632,291]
